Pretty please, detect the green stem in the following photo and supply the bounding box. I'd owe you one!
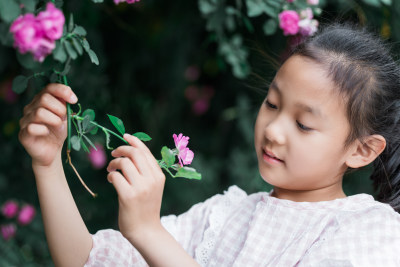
[163,166,176,178]
[63,76,71,151]
[72,115,128,145]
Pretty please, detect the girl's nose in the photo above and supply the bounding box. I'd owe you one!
[264,117,286,145]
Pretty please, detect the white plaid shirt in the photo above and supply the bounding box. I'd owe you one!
[84,186,400,266]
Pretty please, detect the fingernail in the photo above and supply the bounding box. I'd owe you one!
[70,94,78,103]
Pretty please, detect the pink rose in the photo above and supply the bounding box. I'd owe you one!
[88,144,107,169]
[279,10,300,36]
[10,14,44,54]
[173,133,194,166]
[1,200,19,219]
[9,3,64,62]
[17,205,36,225]
[298,19,319,36]
[0,224,16,241]
[307,0,319,5]
[37,2,65,40]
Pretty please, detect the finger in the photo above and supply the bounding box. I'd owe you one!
[44,83,78,104]
[107,157,140,185]
[111,145,153,177]
[123,134,164,179]
[107,171,132,198]
[28,92,68,120]
[21,123,50,137]
[20,107,63,130]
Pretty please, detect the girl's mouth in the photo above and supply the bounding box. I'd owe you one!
[262,149,284,165]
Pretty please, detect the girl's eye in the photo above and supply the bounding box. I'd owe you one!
[265,100,278,109]
[296,121,313,132]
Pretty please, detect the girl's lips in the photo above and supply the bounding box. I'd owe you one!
[262,149,284,165]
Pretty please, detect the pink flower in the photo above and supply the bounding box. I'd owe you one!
[1,224,16,241]
[9,3,64,62]
[17,205,35,225]
[88,144,107,169]
[1,201,19,219]
[114,0,140,4]
[300,8,313,20]
[298,19,319,36]
[184,65,200,81]
[37,2,65,40]
[173,133,194,166]
[307,0,319,5]
[279,10,300,36]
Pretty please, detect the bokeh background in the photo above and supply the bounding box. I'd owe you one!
[1,0,399,265]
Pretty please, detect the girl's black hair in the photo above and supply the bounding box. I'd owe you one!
[291,23,400,212]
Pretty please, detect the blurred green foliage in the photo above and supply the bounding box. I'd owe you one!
[0,0,399,264]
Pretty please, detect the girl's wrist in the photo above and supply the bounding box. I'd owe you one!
[125,221,165,248]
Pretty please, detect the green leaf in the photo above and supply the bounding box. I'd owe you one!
[246,0,263,17]
[88,49,99,65]
[71,135,81,151]
[16,52,41,69]
[161,146,175,167]
[83,135,97,151]
[72,37,83,55]
[263,19,278,36]
[175,167,202,180]
[20,0,37,13]
[107,114,125,136]
[133,132,152,141]
[103,129,113,150]
[68,14,74,32]
[12,75,29,94]
[53,41,68,63]
[73,26,87,36]
[82,39,90,52]
[80,138,90,152]
[361,0,381,7]
[198,0,218,15]
[0,0,21,23]
[381,0,391,5]
[83,109,95,121]
[89,125,99,135]
[0,23,14,46]
[64,41,77,59]
[60,59,71,76]
[82,115,90,132]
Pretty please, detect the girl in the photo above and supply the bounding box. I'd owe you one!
[19,23,400,266]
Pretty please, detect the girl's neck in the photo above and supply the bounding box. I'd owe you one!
[271,185,347,202]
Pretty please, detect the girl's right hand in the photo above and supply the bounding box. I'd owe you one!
[19,84,78,167]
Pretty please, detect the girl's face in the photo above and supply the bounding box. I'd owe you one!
[254,55,354,202]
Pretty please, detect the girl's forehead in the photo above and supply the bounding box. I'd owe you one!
[272,55,345,115]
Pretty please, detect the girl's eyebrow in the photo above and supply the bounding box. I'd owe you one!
[270,80,322,118]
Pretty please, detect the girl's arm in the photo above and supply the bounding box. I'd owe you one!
[19,84,92,267]
[107,134,200,267]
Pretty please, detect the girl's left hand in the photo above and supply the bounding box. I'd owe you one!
[106,134,166,243]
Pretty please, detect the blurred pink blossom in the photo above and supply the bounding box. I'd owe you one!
[0,224,16,241]
[18,205,35,225]
[286,0,295,2]
[173,133,194,166]
[9,2,64,62]
[114,0,140,4]
[37,2,65,40]
[298,19,319,36]
[184,65,200,82]
[1,200,19,219]
[307,0,319,5]
[300,8,313,20]
[184,85,214,115]
[88,144,107,169]
[0,80,18,103]
[279,10,300,36]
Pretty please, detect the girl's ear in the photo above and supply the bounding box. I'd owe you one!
[346,135,386,168]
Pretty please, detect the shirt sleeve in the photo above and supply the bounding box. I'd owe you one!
[84,186,245,266]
